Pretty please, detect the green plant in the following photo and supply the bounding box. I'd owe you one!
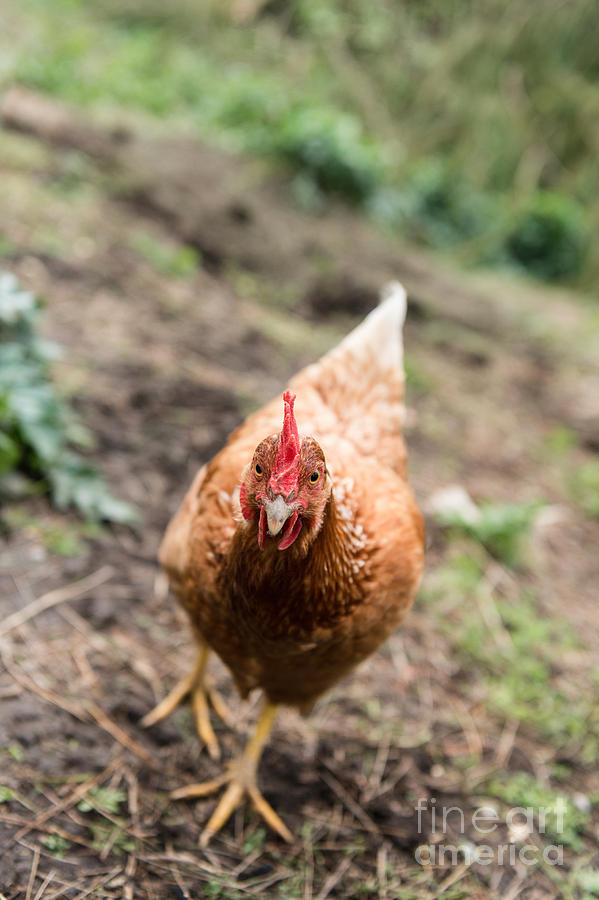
[5,743,24,762]
[570,459,599,519]
[422,556,599,754]
[373,159,491,248]
[435,498,541,567]
[269,108,384,204]
[88,821,136,855]
[43,834,72,858]
[78,786,127,814]
[504,191,588,280]
[241,825,267,854]
[7,0,599,288]
[574,869,599,896]
[0,272,137,523]
[486,771,589,850]
[131,230,199,278]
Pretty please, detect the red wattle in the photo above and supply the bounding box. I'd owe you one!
[278,511,302,550]
[258,506,267,550]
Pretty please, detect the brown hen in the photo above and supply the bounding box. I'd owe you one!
[143,283,425,845]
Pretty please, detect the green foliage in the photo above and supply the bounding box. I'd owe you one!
[6,0,598,287]
[78,785,126,814]
[404,354,436,397]
[423,555,599,754]
[268,109,384,204]
[570,460,599,519]
[436,499,540,567]
[504,192,588,280]
[131,230,199,278]
[2,507,101,555]
[543,425,578,459]
[575,869,599,896]
[43,834,72,858]
[242,826,267,854]
[486,771,589,850]
[371,160,491,249]
[0,785,14,803]
[89,821,136,855]
[0,272,137,523]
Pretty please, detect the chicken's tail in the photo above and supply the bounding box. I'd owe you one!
[340,280,407,372]
[291,281,409,474]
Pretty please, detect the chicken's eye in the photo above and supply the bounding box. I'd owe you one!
[254,463,263,477]
[309,469,320,484]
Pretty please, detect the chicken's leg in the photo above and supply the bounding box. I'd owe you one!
[171,699,292,847]
[141,644,227,761]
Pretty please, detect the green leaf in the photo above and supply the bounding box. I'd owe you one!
[77,786,127,815]
[49,454,139,524]
[0,785,14,803]
[0,272,38,326]
[8,383,66,464]
[576,869,599,895]
[0,431,20,473]
[0,270,138,526]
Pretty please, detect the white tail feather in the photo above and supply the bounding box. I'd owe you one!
[291,281,409,474]
[337,281,406,372]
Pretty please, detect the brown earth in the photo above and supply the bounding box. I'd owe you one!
[0,90,598,899]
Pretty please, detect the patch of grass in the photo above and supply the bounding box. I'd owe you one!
[0,235,16,258]
[42,834,72,858]
[88,821,136,856]
[131,230,200,279]
[542,425,579,460]
[3,507,102,555]
[423,553,599,755]
[4,743,24,762]
[570,460,599,519]
[404,353,436,397]
[435,498,541,567]
[76,786,136,857]
[241,825,267,854]
[485,771,589,850]
[503,191,589,281]
[574,869,599,897]
[0,272,137,523]
[77,785,127,815]
[0,785,14,803]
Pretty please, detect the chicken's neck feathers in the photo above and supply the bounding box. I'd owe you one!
[223,484,370,642]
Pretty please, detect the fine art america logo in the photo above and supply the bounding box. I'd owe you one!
[414,798,566,867]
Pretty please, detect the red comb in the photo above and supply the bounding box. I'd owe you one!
[269,390,300,496]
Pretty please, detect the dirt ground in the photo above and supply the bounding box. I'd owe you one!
[0,94,598,899]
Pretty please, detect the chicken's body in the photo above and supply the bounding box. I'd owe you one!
[149,283,425,843]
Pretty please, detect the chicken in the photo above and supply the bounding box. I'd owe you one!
[142,282,425,845]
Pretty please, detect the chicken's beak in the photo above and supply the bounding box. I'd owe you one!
[263,495,295,536]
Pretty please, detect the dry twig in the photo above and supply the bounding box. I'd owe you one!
[14,758,123,841]
[25,844,40,900]
[0,566,115,638]
[320,767,380,835]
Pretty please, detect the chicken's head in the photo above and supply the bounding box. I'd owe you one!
[239,391,331,550]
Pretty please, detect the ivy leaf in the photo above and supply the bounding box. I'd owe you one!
[8,383,66,464]
[0,431,20,474]
[49,454,139,525]
[0,272,38,326]
[0,271,139,527]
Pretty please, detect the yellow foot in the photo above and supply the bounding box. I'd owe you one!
[171,756,293,847]
[141,647,229,761]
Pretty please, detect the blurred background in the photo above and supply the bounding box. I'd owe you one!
[1,1,598,898]
[3,0,599,287]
